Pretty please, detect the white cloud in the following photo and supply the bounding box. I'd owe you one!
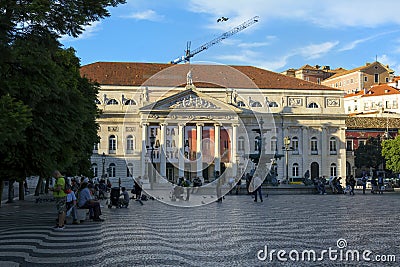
[125,9,164,21]
[339,31,399,52]
[60,21,102,42]
[296,41,339,59]
[187,0,400,28]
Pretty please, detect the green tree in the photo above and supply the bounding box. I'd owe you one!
[382,135,400,173]
[0,0,125,203]
[354,136,384,171]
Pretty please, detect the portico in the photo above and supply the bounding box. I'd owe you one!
[139,88,241,185]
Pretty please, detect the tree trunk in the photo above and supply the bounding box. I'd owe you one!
[0,180,4,207]
[45,177,50,194]
[34,177,42,196]
[19,181,24,200]
[6,179,15,203]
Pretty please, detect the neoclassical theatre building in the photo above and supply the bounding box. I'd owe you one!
[80,62,347,188]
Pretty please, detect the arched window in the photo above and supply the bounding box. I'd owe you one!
[238,136,245,151]
[126,135,134,154]
[330,163,337,177]
[237,101,246,107]
[127,163,133,177]
[109,135,117,154]
[250,101,262,107]
[311,137,318,154]
[329,137,337,154]
[109,163,116,177]
[308,102,319,108]
[106,99,119,105]
[95,99,101,105]
[292,163,299,177]
[269,101,278,107]
[91,163,98,178]
[124,99,136,105]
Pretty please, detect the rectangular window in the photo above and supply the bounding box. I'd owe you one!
[386,77,389,83]
[346,140,353,151]
[238,138,245,151]
[311,139,318,154]
[359,140,366,146]
[350,78,354,83]
[364,76,368,82]
[393,100,398,109]
[317,78,321,84]
[270,139,277,152]
[374,73,379,83]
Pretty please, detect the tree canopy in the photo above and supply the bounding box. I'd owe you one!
[354,136,384,171]
[382,135,400,173]
[0,0,126,185]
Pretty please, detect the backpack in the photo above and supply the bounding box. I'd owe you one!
[64,178,72,194]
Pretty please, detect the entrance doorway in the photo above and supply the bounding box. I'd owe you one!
[311,162,319,179]
[166,163,174,182]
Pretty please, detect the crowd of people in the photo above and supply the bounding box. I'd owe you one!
[50,172,110,230]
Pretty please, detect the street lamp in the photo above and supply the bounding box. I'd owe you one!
[283,136,293,184]
[101,152,106,180]
[147,134,157,187]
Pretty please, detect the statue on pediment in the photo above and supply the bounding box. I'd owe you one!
[186,70,193,86]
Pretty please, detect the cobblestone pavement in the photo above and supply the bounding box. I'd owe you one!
[0,191,399,267]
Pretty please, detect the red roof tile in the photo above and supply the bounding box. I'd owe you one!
[80,62,338,90]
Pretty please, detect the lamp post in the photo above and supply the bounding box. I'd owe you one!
[101,152,106,180]
[283,136,292,184]
[147,134,156,188]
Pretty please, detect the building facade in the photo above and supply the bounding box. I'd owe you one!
[80,62,347,188]
[322,61,394,94]
[344,84,400,115]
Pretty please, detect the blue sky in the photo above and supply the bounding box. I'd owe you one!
[61,0,400,74]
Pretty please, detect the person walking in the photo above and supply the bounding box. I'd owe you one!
[50,170,67,230]
[216,178,223,202]
[361,175,367,194]
[252,175,263,202]
[349,175,356,195]
[377,176,384,194]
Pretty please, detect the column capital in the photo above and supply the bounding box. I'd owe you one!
[214,123,221,127]
[178,122,186,127]
[141,123,149,127]
[232,123,239,128]
[160,122,168,127]
[196,123,204,127]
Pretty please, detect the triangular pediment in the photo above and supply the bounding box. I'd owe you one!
[139,88,242,113]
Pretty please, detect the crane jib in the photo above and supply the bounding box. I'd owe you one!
[170,16,259,64]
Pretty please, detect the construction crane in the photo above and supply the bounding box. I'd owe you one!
[170,16,259,64]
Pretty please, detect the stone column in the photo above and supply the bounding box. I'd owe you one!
[141,123,148,178]
[283,127,290,181]
[321,127,327,177]
[231,124,238,177]
[178,123,185,178]
[160,123,167,178]
[339,127,347,179]
[214,124,221,176]
[302,126,309,174]
[196,123,203,178]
